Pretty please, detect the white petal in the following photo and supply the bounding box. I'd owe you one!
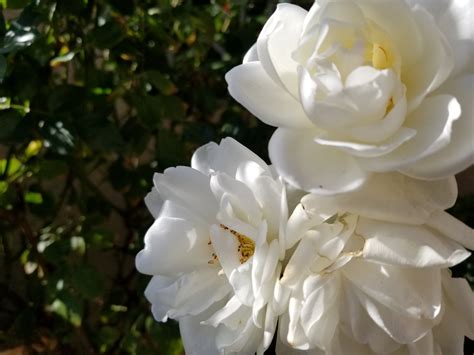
[314,127,416,158]
[153,166,217,222]
[442,273,474,336]
[144,271,230,320]
[403,6,454,109]
[144,187,163,219]
[179,311,222,355]
[136,204,211,275]
[348,86,408,143]
[243,43,258,63]
[400,75,474,179]
[351,284,438,343]
[340,283,403,354]
[257,3,307,97]
[358,218,470,267]
[269,128,368,194]
[406,0,473,76]
[226,62,312,128]
[358,95,461,172]
[407,331,440,355]
[301,174,457,224]
[300,275,340,340]
[210,172,262,227]
[357,0,423,67]
[427,210,474,250]
[344,260,442,320]
[191,137,270,178]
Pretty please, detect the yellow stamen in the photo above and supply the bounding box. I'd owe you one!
[220,224,255,264]
[372,43,390,69]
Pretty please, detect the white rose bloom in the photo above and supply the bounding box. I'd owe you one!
[277,174,474,354]
[225,0,474,194]
[135,137,290,355]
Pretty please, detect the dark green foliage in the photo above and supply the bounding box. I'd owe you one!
[0,0,472,354]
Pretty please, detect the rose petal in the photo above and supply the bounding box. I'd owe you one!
[358,95,461,172]
[344,260,442,320]
[257,3,307,97]
[426,210,474,250]
[301,174,457,224]
[269,128,368,194]
[400,75,474,179]
[226,62,312,128]
[191,137,270,178]
[358,218,470,267]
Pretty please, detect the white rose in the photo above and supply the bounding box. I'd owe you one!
[135,137,290,355]
[276,174,473,353]
[226,0,474,194]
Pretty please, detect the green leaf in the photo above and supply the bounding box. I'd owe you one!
[49,292,82,327]
[24,191,43,204]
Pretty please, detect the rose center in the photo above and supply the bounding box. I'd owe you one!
[208,224,256,265]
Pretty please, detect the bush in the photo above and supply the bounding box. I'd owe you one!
[0,0,472,353]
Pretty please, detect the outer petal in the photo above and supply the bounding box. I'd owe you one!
[406,0,474,76]
[191,137,270,178]
[257,3,307,97]
[350,284,439,344]
[152,166,217,222]
[343,260,442,320]
[144,187,163,219]
[403,6,454,109]
[427,210,474,250]
[400,75,474,179]
[179,308,222,355]
[358,218,470,267]
[358,95,462,172]
[301,174,457,225]
[226,62,312,128]
[136,202,211,276]
[144,271,230,321]
[269,128,368,194]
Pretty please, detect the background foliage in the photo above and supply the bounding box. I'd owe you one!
[0,0,472,354]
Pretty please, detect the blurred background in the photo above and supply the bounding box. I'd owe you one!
[0,0,472,354]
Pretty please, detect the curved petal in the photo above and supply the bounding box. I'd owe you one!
[153,166,217,222]
[343,260,442,320]
[350,282,439,344]
[144,187,164,219]
[357,0,423,67]
[257,3,307,97]
[301,174,457,225]
[406,0,474,76]
[144,271,230,321]
[269,128,368,194]
[426,210,474,250]
[179,307,223,355]
[136,202,211,276]
[403,6,454,109]
[226,62,312,128]
[191,137,270,178]
[358,218,470,268]
[314,127,416,158]
[358,95,461,172]
[348,86,408,143]
[400,75,474,179]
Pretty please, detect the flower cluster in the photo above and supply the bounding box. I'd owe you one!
[137,0,473,354]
